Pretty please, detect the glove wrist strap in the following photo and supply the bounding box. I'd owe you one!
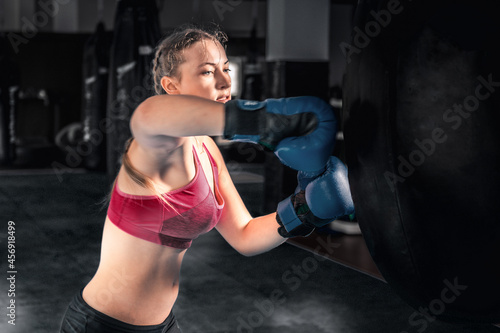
[276,192,315,238]
[223,100,265,141]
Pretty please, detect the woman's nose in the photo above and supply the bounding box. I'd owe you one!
[216,71,231,89]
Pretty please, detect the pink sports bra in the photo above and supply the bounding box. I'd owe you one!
[107,143,224,249]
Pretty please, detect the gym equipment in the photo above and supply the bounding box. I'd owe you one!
[81,22,111,171]
[0,34,19,166]
[13,88,61,167]
[343,0,500,322]
[240,0,264,101]
[106,0,161,180]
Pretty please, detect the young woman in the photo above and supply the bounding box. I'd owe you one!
[59,26,290,333]
[59,23,352,332]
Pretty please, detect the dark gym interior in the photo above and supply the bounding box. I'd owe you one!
[1,0,500,332]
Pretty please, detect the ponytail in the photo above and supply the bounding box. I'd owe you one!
[121,138,174,209]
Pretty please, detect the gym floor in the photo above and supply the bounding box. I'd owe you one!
[0,164,499,333]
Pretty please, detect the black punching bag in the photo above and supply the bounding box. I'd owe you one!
[82,22,110,171]
[0,34,19,166]
[106,0,161,180]
[343,0,500,323]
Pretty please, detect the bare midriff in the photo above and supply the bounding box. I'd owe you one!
[82,137,215,325]
[82,216,186,325]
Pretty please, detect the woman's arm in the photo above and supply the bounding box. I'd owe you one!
[131,95,287,254]
[204,138,286,257]
[130,94,225,149]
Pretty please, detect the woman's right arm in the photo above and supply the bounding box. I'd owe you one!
[130,94,225,149]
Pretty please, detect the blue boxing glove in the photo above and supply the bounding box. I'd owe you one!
[276,156,355,238]
[224,97,336,175]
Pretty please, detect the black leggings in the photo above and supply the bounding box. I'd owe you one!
[59,290,182,333]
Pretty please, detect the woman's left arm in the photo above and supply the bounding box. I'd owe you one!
[204,138,286,257]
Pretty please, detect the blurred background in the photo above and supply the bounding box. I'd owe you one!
[0,0,356,214]
[2,1,499,332]
[0,0,353,176]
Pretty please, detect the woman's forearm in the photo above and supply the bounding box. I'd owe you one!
[239,213,287,257]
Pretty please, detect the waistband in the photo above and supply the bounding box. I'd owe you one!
[74,288,176,331]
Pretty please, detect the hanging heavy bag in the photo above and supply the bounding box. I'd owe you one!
[81,22,111,171]
[343,0,500,323]
[106,0,161,180]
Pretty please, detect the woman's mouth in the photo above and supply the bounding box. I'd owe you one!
[216,95,231,103]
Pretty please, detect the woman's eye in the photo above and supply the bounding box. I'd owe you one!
[202,71,213,75]
[224,68,232,73]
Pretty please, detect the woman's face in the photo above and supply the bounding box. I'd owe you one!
[166,39,232,103]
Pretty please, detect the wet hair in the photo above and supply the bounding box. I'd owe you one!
[152,24,228,95]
